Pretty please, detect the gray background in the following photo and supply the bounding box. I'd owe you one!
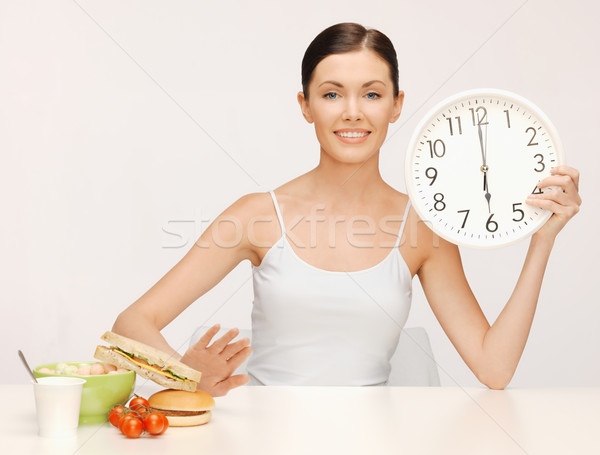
[2,0,598,386]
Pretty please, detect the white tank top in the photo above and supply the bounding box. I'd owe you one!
[247,190,413,386]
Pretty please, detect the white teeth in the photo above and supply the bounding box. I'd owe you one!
[336,131,369,138]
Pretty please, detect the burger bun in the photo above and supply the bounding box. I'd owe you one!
[148,389,215,427]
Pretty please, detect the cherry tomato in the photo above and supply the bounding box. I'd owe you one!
[143,412,167,436]
[108,406,126,428]
[118,414,132,433]
[120,415,143,439]
[129,396,150,408]
[130,404,149,417]
[158,414,169,435]
[119,414,141,434]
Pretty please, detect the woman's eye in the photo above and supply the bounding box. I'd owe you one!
[324,92,379,100]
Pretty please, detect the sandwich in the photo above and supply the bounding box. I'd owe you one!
[94,331,202,392]
[148,389,215,427]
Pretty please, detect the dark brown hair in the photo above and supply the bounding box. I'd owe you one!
[301,22,399,101]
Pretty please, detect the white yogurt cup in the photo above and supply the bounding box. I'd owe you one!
[32,377,86,438]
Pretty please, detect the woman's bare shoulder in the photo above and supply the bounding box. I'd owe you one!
[220,192,278,233]
[222,191,282,266]
[228,176,307,221]
[231,191,272,213]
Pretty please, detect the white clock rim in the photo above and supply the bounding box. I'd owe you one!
[404,88,566,249]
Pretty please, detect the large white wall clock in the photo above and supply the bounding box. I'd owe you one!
[405,88,565,249]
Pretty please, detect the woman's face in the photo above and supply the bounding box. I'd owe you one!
[298,49,404,165]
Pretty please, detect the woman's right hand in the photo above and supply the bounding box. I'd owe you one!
[179,324,253,397]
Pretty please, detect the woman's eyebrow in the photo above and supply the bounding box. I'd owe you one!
[318,79,386,88]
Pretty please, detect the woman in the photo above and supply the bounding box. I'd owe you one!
[112,23,581,396]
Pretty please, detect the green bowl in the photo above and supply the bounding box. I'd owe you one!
[34,361,135,424]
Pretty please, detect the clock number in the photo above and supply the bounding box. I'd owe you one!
[526,127,539,146]
[425,167,438,186]
[427,139,446,158]
[512,203,525,222]
[504,110,511,128]
[433,193,446,211]
[486,213,498,233]
[469,106,488,126]
[457,209,470,229]
[446,116,463,136]
[532,185,543,195]
[534,153,545,172]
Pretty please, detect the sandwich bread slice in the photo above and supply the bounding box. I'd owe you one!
[94,331,202,392]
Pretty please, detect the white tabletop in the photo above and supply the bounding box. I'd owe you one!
[5,383,600,455]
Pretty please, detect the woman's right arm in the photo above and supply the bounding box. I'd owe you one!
[112,192,265,396]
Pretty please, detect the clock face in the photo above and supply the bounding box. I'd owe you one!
[405,89,565,249]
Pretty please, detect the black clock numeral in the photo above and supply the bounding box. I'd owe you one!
[504,110,511,128]
[526,127,539,146]
[532,185,543,195]
[427,139,446,158]
[425,167,438,186]
[469,106,488,126]
[433,193,446,211]
[486,213,498,233]
[457,209,470,229]
[447,116,463,136]
[534,154,545,172]
[512,203,525,222]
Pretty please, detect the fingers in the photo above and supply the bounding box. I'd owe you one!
[530,164,582,214]
[526,190,580,218]
[188,326,252,376]
[534,165,582,213]
[211,374,250,397]
[540,165,580,191]
[225,345,253,366]
[526,195,564,214]
[207,327,243,353]
[192,324,221,350]
[528,188,570,205]
[195,325,249,353]
[552,165,580,190]
[231,373,250,387]
[221,337,251,360]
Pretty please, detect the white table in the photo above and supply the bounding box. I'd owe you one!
[5,383,600,454]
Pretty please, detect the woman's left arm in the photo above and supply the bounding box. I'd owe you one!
[417,165,581,390]
[480,165,582,387]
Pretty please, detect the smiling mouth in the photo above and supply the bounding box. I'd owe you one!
[334,131,371,138]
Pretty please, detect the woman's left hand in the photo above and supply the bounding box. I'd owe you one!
[526,165,582,241]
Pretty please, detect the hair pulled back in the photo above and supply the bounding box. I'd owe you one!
[301,22,399,101]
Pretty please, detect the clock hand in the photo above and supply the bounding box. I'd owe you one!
[483,123,491,212]
[484,121,488,163]
[485,183,492,213]
[484,174,491,213]
[477,123,486,165]
[483,166,488,191]
[478,123,492,212]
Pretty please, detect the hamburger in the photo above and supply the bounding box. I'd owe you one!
[148,389,215,427]
[94,331,202,392]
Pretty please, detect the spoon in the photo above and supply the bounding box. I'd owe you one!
[18,350,38,383]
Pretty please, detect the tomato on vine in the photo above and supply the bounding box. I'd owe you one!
[108,395,168,438]
[143,411,168,436]
[108,406,126,428]
[120,414,144,439]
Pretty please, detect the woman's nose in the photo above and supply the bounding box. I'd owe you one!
[342,98,363,121]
